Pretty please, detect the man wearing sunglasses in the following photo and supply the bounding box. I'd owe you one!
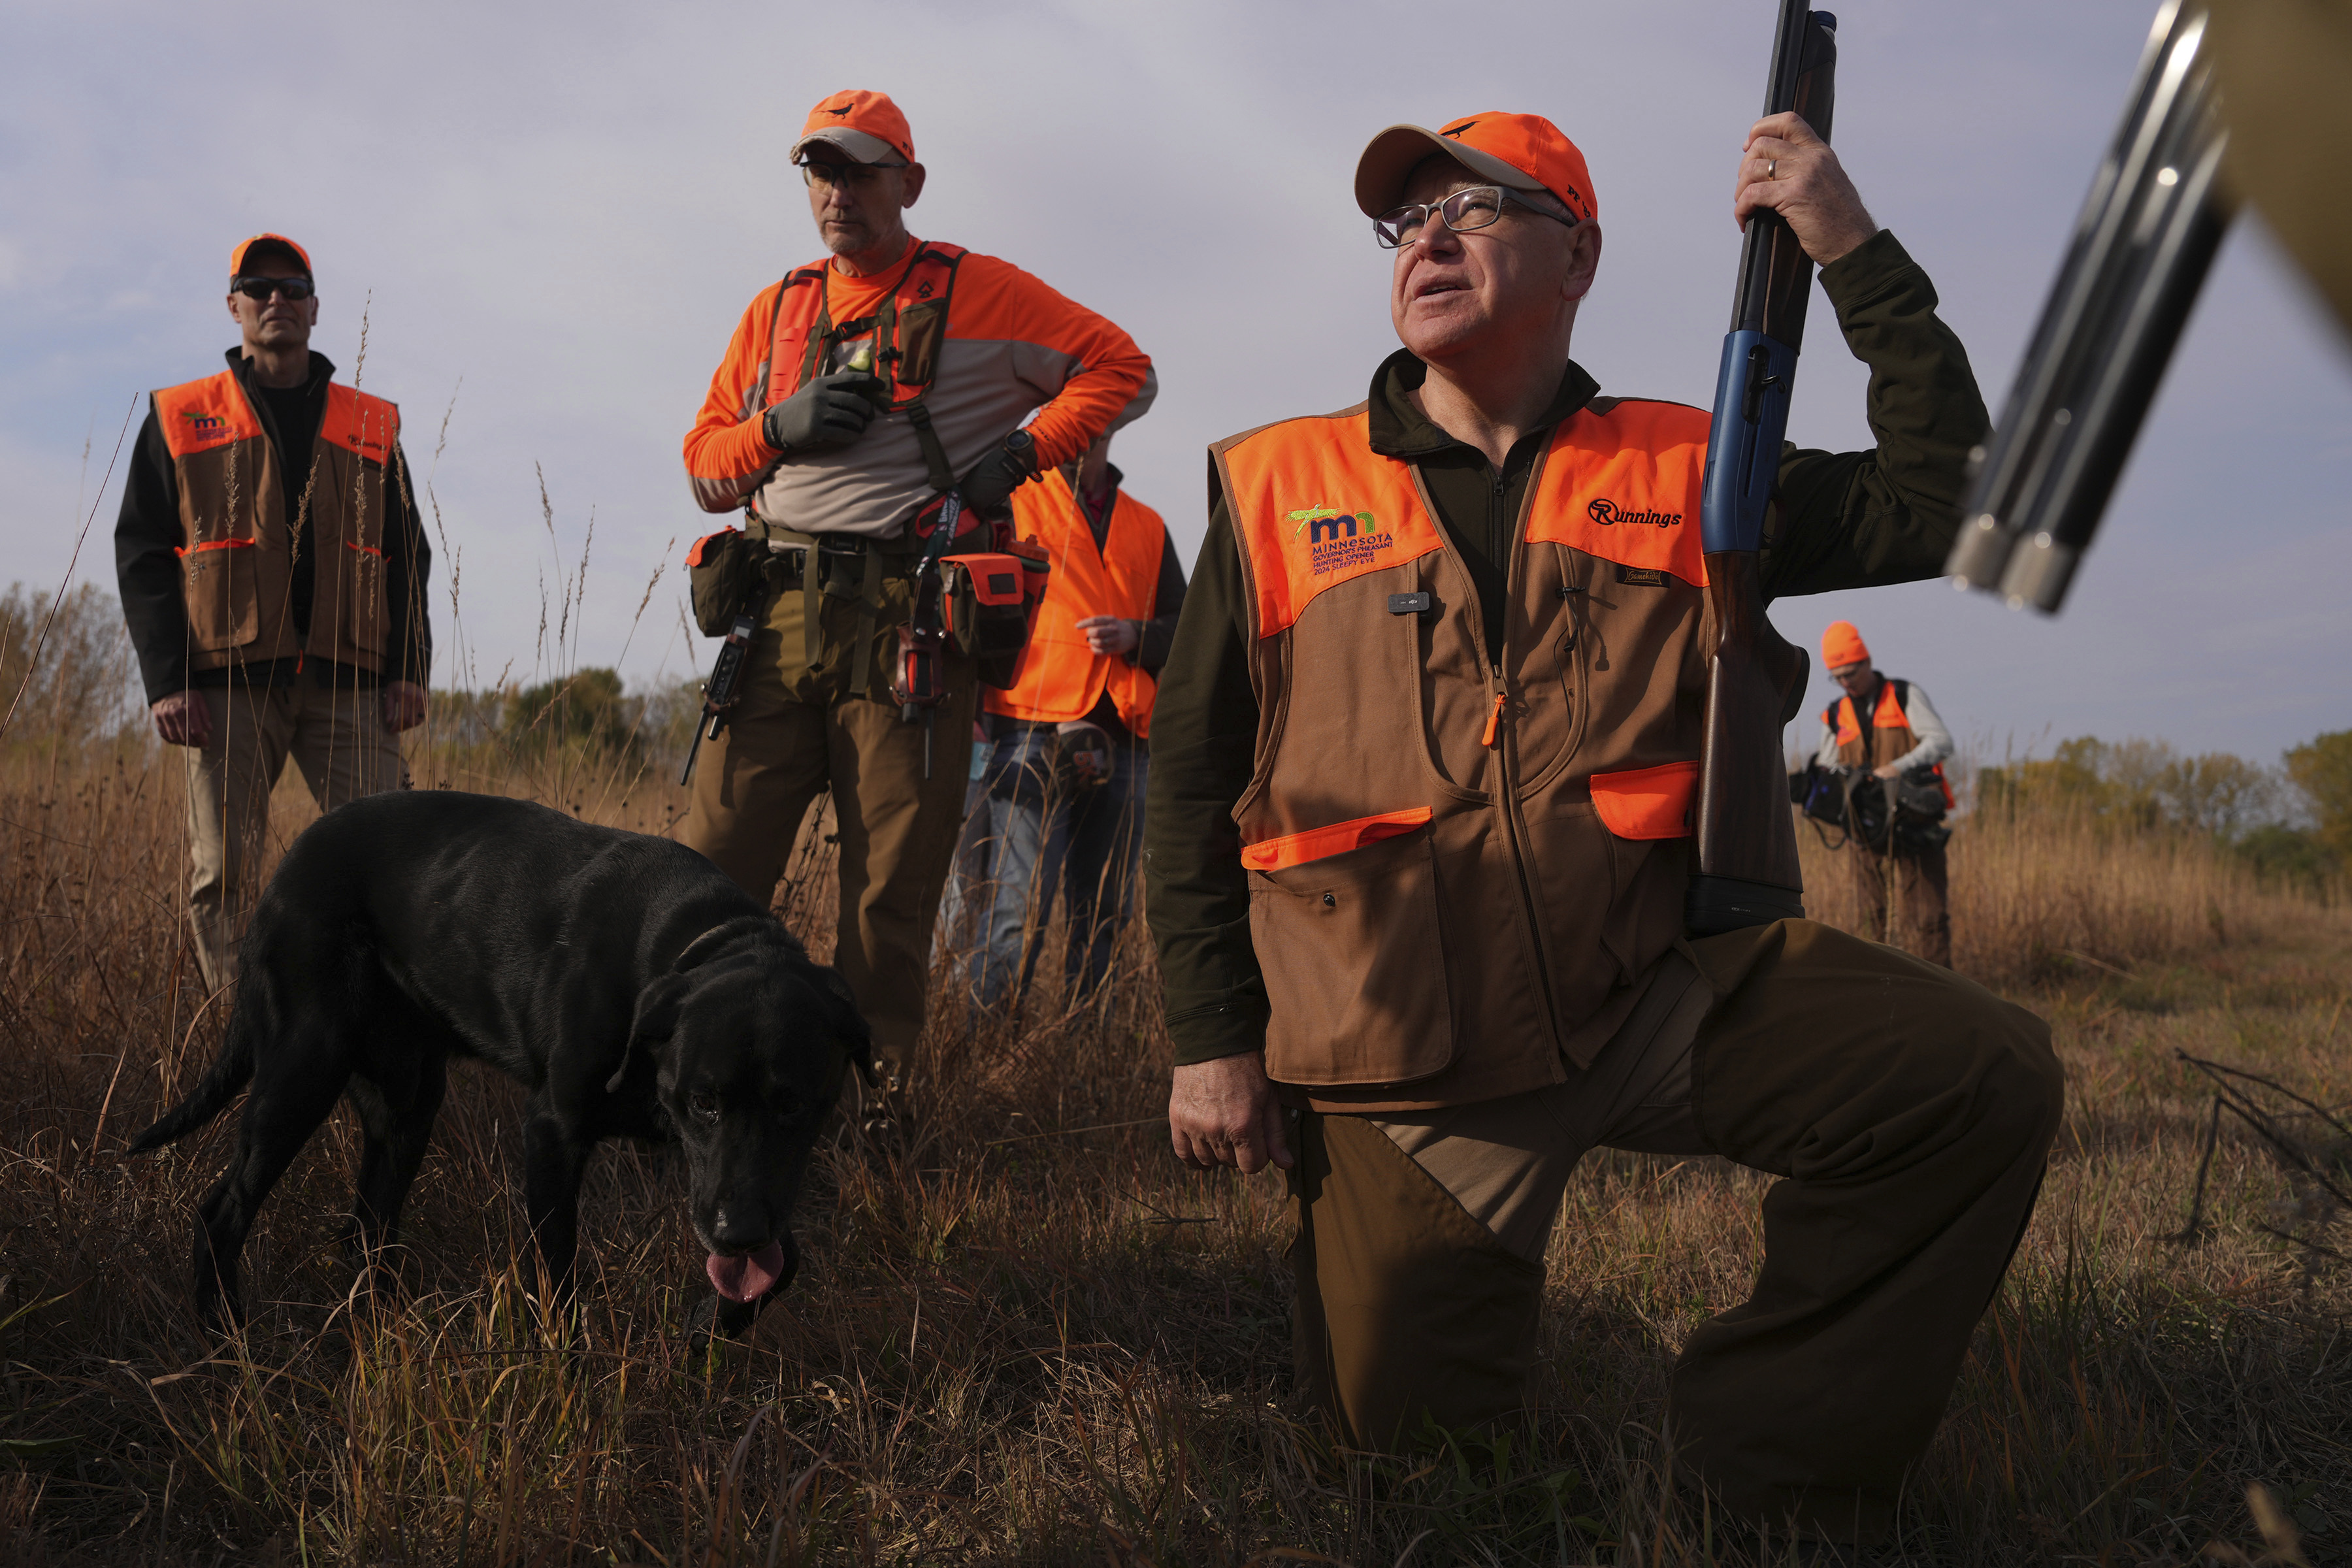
[114,233,431,993]
[1145,112,2059,1548]
[681,90,1152,1117]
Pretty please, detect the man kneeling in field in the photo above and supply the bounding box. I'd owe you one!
[1143,109,2063,1547]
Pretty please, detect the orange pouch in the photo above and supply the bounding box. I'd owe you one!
[1241,807,1433,872]
[942,549,1036,687]
[1590,760,1698,840]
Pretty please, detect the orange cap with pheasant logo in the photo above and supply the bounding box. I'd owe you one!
[791,90,915,166]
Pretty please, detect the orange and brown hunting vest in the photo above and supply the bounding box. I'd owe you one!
[1217,396,1718,1101]
[152,370,401,675]
[986,469,1166,737]
[1829,681,1953,806]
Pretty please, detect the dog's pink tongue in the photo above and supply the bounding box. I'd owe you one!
[706,1242,786,1303]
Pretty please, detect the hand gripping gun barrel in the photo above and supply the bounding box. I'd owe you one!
[1944,0,2230,613]
[679,612,757,787]
[1686,0,1838,937]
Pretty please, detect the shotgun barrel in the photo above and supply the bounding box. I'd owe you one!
[1686,0,1838,937]
[1945,0,2230,614]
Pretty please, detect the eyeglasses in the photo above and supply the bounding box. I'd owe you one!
[232,275,314,301]
[1374,186,1578,249]
[799,159,902,190]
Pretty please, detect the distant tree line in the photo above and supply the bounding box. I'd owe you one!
[1978,732,2351,892]
[425,668,702,763]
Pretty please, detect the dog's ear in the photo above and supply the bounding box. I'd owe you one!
[674,917,764,973]
[608,972,689,1095]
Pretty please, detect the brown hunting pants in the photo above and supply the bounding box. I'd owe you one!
[681,567,978,1085]
[1290,920,2059,1543]
[184,682,409,992]
[1851,838,1952,967]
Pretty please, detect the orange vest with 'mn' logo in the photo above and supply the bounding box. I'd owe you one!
[152,369,402,675]
[985,470,1167,736]
[1217,395,1716,1103]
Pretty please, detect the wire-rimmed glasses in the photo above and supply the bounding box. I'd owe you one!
[1373,186,1578,248]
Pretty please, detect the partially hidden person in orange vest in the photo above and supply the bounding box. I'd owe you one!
[1814,619,1956,966]
[941,432,1184,1013]
[679,90,1153,1114]
[114,233,431,992]
[1141,111,2062,1547]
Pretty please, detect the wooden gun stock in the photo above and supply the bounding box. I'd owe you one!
[1691,553,1810,932]
[1687,0,1838,937]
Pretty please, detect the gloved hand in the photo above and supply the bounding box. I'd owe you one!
[762,372,887,455]
[956,431,1041,511]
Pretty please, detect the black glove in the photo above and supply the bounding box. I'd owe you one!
[956,430,1040,511]
[762,372,887,455]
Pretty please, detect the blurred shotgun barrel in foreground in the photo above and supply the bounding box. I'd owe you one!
[1946,0,2232,613]
[1686,0,1837,938]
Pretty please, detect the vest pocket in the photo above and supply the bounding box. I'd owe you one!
[1248,822,1455,1086]
[178,539,258,651]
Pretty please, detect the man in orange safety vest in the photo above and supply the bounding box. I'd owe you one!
[944,433,1184,1013]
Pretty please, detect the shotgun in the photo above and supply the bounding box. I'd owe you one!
[1686,0,1838,937]
[1944,0,2229,613]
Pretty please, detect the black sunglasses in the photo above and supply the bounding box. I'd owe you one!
[232,275,315,301]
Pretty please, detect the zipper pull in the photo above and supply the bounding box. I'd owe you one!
[1482,664,1505,748]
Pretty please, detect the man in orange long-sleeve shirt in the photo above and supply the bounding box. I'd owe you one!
[681,89,1154,1113]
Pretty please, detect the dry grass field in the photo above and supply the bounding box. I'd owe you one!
[3,693,2348,1565]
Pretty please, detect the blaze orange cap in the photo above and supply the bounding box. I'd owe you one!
[230,233,312,278]
[1354,112,1596,224]
[1821,621,1871,669]
[791,90,915,166]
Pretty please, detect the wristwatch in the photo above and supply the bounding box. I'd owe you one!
[1004,427,1037,475]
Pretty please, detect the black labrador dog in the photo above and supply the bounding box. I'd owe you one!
[130,790,871,1335]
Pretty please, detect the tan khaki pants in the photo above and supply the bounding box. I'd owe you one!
[184,682,409,990]
[681,570,978,1083]
[1289,920,2060,1543]
[1852,838,1952,967]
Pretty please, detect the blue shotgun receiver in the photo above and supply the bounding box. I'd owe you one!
[1685,0,1838,938]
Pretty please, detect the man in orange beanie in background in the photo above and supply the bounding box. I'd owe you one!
[1813,620,1955,965]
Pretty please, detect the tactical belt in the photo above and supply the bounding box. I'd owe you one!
[744,525,906,698]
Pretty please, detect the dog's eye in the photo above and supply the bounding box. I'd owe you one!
[688,1091,721,1125]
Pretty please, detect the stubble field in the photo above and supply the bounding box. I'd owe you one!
[3,723,2347,1566]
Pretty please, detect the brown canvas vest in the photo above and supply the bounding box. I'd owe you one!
[154,369,400,674]
[986,470,1164,736]
[1218,396,1714,1098]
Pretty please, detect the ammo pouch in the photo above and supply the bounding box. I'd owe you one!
[687,527,762,637]
[939,551,1035,690]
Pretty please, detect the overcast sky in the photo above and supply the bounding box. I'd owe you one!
[5,0,2345,766]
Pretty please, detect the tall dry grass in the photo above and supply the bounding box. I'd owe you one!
[3,583,2347,1563]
